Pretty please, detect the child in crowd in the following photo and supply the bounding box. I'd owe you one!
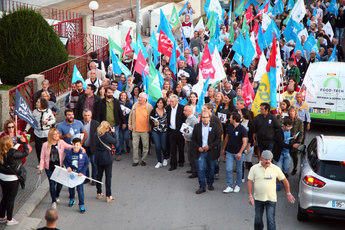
[63,138,89,214]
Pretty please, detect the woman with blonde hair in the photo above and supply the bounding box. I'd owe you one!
[95,121,117,202]
[0,135,28,226]
[38,128,73,208]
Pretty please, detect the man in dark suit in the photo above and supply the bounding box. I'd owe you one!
[166,94,186,171]
[75,84,101,121]
[192,111,221,194]
[82,109,100,185]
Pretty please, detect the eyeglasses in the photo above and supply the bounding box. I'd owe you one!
[232,72,236,74]
[8,126,14,129]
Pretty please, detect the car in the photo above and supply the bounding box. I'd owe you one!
[297,135,345,221]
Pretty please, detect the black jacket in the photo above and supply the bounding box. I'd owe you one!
[166,104,186,131]
[191,122,221,160]
[96,98,125,126]
[272,128,293,162]
[94,131,117,166]
[83,119,100,154]
[0,143,29,175]
[75,94,101,121]
[34,89,56,103]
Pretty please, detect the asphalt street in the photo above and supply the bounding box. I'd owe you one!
[28,123,344,230]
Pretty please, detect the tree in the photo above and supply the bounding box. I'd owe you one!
[0,9,68,84]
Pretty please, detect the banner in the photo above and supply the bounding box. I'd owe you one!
[251,73,271,117]
[51,166,86,188]
[14,89,39,130]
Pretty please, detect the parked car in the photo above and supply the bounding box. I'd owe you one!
[298,135,345,221]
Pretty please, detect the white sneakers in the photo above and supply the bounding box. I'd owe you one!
[223,186,233,193]
[51,202,57,209]
[162,159,168,167]
[155,162,163,168]
[223,185,241,193]
[6,219,19,226]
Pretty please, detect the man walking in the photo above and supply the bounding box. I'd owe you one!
[192,111,221,194]
[183,105,199,179]
[128,92,153,166]
[57,109,87,145]
[222,112,248,193]
[247,150,295,230]
[75,84,100,121]
[166,95,186,171]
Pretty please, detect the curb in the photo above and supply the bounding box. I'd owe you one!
[6,178,49,230]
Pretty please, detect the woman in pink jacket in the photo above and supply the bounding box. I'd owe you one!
[38,128,73,208]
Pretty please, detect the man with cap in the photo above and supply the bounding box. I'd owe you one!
[284,57,301,84]
[247,150,295,230]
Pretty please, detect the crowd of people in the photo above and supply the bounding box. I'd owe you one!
[0,0,344,228]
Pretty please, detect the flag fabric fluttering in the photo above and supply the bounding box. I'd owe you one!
[287,0,294,10]
[294,37,304,56]
[265,33,278,109]
[194,18,205,32]
[179,0,189,17]
[170,5,180,27]
[206,11,216,38]
[109,36,123,60]
[251,71,271,117]
[15,89,39,130]
[243,31,256,68]
[122,29,133,56]
[199,43,216,79]
[134,34,149,59]
[272,0,284,16]
[169,42,178,75]
[228,19,235,44]
[242,73,255,107]
[303,33,318,52]
[290,0,306,22]
[134,50,149,76]
[72,65,87,89]
[327,0,338,16]
[195,76,210,115]
[111,49,132,77]
[328,46,337,62]
[148,59,163,102]
[234,0,245,17]
[158,30,174,57]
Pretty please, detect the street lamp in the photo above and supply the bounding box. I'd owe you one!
[89,1,99,26]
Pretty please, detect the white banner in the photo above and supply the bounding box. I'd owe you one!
[51,166,86,188]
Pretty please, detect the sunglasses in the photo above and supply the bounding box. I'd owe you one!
[232,72,236,74]
[8,126,14,129]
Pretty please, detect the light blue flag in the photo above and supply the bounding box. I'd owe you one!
[329,46,337,62]
[232,33,245,56]
[142,70,148,94]
[111,49,131,77]
[283,19,301,42]
[258,0,269,10]
[157,9,174,41]
[233,52,243,65]
[245,0,260,9]
[181,28,190,51]
[295,38,304,56]
[228,1,232,18]
[72,65,86,89]
[169,42,177,75]
[135,34,148,59]
[264,20,280,44]
[287,0,294,10]
[214,18,221,41]
[149,31,158,49]
[312,7,317,16]
[257,24,268,51]
[157,70,164,89]
[243,31,255,68]
[179,1,189,17]
[327,0,338,16]
[272,0,284,16]
[204,0,210,17]
[179,98,188,105]
[208,35,217,54]
[217,41,225,52]
[195,76,210,115]
[303,33,318,52]
[307,18,310,27]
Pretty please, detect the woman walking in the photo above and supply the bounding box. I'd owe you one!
[0,135,29,226]
[95,121,117,202]
[38,128,73,208]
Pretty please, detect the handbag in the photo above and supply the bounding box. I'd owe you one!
[6,161,26,189]
[97,133,116,155]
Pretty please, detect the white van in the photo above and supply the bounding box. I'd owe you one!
[302,62,345,124]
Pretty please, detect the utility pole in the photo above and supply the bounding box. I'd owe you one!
[130,0,133,18]
[136,0,140,40]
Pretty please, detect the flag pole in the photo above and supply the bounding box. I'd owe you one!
[15,115,18,136]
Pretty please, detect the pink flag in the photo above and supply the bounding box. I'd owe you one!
[158,31,173,57]
[198,43,215,79]
[122,29,133,56]
[134,50,149,76]
[245,7,254,24]
[242,72,255,107]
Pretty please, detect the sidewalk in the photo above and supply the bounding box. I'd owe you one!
[2,144,49,230]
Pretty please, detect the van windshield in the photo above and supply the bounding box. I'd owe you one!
[317,160,345,182]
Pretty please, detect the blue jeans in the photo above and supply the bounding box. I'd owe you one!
[114,125,120,156]
[119,127,130,151]
[45,169,62,203]
[197,152,216,190]
[69,184,84,206]
[276,152,291,174]
[85,147,97,180]
[336,27,344,45]
[151,131,167,163]
[254,200,276,230]
[225,152,244,188]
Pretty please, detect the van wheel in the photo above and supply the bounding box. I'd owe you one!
[297,205,309,221]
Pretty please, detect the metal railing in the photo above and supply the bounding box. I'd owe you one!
[1,0,80,21]
[39,34,109,96]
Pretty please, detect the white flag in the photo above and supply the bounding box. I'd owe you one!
[262,13,272,30]
[51,166,86,188]
[208,0,223,21]
[290,0,306,22]
[323,22,334,41]
[254,53,268,82]
[192,72,204,97]
[302,64,318,96]
[194,18,205,32]
[276,42,283,88]
[211,49,227,84]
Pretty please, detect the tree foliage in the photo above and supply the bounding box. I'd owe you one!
[0,9,68,84]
